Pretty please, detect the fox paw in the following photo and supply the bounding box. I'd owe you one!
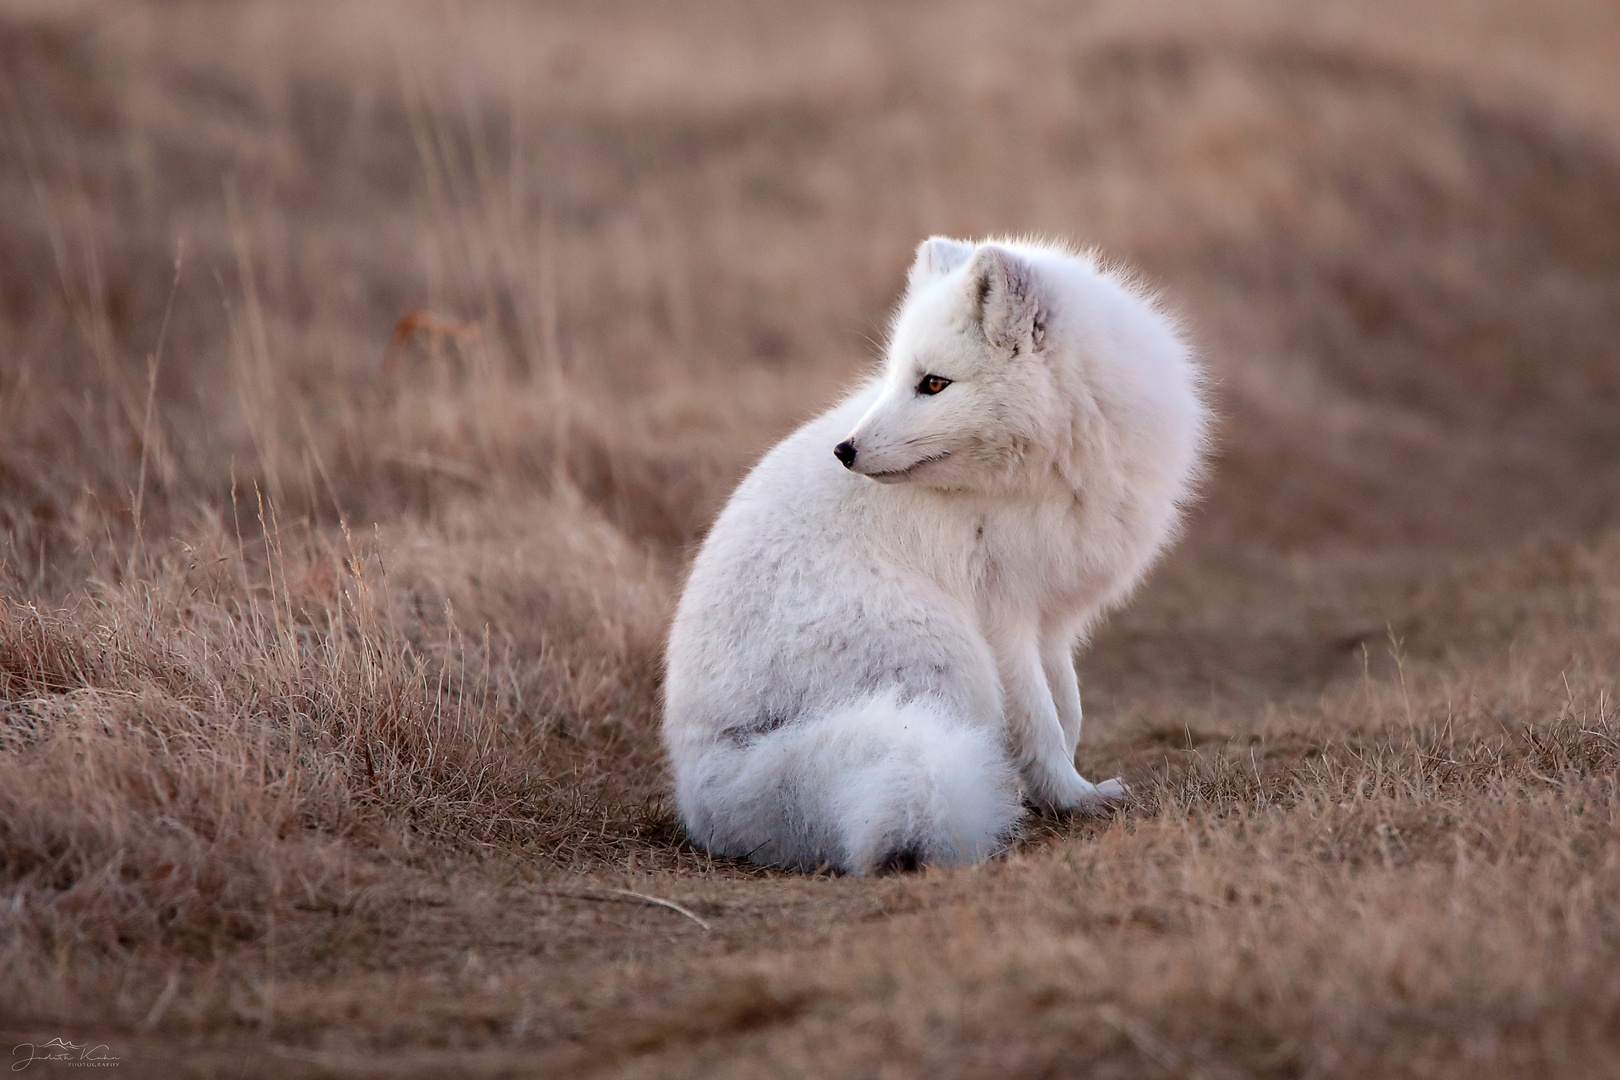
[1065,776,1128,814]
[1090,777,1129,804]
[1027,774,1130,816]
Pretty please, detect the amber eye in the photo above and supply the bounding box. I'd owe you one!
[916,374,952,396]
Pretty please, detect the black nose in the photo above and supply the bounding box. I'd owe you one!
[833,440,857,468]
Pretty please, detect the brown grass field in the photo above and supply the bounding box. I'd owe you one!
[3,1,1620,1075]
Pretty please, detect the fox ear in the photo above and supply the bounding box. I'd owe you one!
[907,236,974,294]
[965,245,1039,353]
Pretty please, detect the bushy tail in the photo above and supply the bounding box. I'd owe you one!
[676,693,1021,873]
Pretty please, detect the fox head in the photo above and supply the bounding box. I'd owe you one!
[836,238,1061,491]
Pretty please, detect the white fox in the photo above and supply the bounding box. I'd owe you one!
[662,237,1208,873]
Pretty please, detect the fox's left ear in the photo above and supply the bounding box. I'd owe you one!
[907,236,975,295]
[965,246,1042,354]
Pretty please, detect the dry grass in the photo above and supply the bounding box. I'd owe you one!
[3,0,1620,1076]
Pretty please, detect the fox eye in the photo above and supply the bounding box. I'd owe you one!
[915,374,952,396]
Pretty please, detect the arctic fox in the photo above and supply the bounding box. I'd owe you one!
[663,237,1208,873]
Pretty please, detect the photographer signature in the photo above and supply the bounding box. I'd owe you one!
[11,1038,121,1070]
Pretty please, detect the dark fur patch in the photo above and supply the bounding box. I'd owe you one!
[873,847,923,875]
[721,707,793,747]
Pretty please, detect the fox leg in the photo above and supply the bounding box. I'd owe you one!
[1040,632,1084,759]
[998,632,1126,813]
